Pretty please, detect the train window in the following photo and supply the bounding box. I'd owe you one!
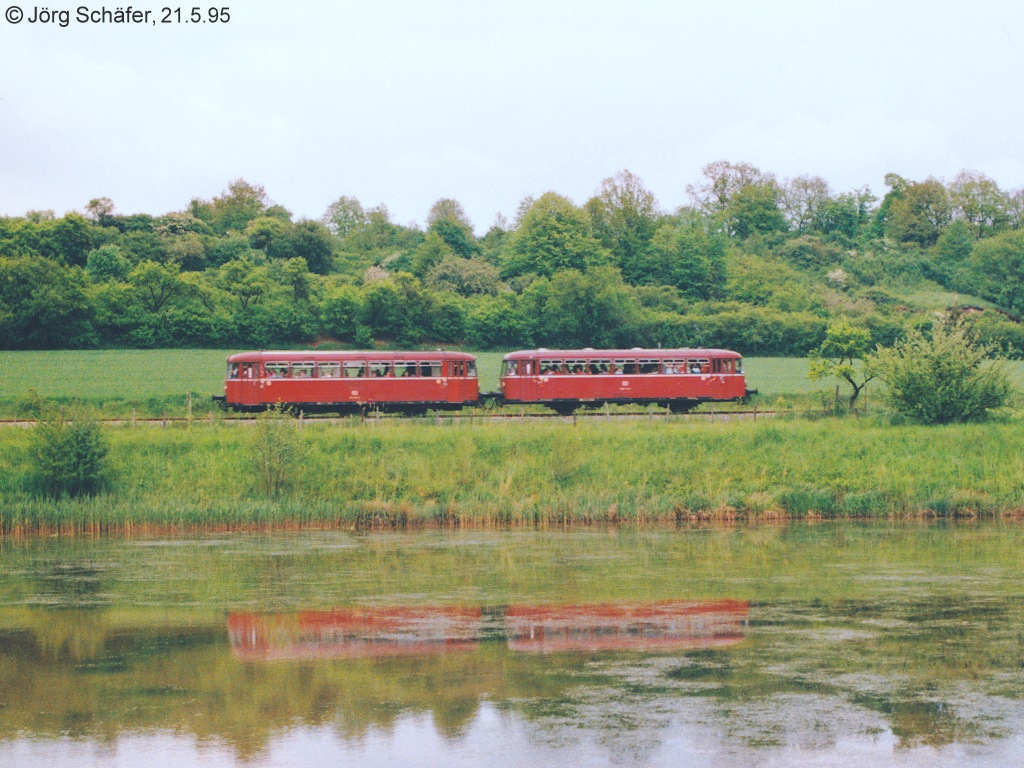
[735,358,743,373]
[467,360,477,377]
[343,361,365,378]
[265,363,289,378]
[292,363,315,378]
[566,359,587,374]
[594,360,613,374]
[369,362,391,377]
[419,361,442,377]
[639,359,660,374]
[540,359,561,375]
[502,360,518,376]
[227,363,240,379]
[241,363,257,379]
[394,362,417,377]
[662,359,684,374]
[613,359,633,374]
[317,362,341,378]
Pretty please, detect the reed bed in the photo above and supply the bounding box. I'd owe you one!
[2,414,1024,535]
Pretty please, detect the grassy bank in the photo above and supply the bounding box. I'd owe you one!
[2,416,1023,534]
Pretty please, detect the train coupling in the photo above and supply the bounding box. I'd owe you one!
[478,391,504,407]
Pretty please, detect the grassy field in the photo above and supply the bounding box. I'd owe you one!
[1,415,1024,534]
[0,349,831,417]
[0,349,229,417]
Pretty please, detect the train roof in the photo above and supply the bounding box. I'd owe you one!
[501,348,742,360]
[227,350,476,363]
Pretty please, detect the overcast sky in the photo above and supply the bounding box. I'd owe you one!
[2,0,1023,232]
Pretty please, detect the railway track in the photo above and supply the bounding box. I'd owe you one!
[0,408,776,428]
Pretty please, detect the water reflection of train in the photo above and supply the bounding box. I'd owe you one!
[504,599,749,653]
[215,348,752,416]
[228,600,749,660]
[227,607,483,660]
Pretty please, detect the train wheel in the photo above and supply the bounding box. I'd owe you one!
[667,400,698,414]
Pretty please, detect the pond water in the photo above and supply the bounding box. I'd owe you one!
[1,524,1023,767]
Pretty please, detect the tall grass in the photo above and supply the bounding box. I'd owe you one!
[2,416,1024,534]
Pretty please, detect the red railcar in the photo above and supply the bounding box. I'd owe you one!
[216,350,479,414]
[500,348,749,414]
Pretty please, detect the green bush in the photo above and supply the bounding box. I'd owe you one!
[868,318,1017,424]
[29,407,110,497]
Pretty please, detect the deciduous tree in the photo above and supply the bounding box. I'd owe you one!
[966,229,1024,314]
[504,193,609,278]
[879,174,951,246]
[807,319,877,410]
[322,195,367,237]
[949,170,1009,236]
[585,170,660,276]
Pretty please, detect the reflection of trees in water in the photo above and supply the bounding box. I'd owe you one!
[35,561,111,605]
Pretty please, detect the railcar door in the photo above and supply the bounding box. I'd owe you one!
[239,362,261,406]
[448,360,467,403]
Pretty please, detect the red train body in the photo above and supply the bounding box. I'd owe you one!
[216,347,750,414]
[218,350,479,413]
[499,348,749,414]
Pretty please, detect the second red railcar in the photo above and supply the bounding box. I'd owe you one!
[499,348,749,414]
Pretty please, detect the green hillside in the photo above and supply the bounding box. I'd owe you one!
[2,167,1023,360]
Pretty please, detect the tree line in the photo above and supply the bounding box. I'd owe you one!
[2,164,1024,355]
